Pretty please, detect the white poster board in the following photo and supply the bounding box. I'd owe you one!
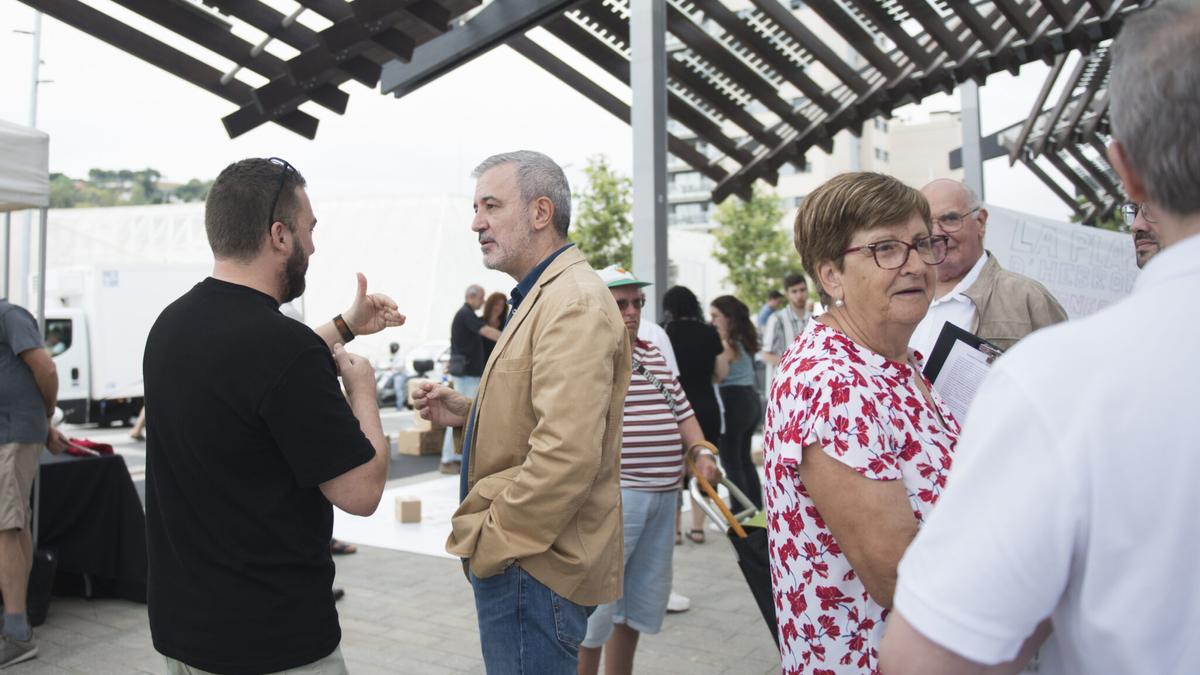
[984,205,1138,319]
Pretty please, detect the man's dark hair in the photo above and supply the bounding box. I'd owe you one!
[783,272,807,291]
[767,289,784,300]
[205,158,308,261]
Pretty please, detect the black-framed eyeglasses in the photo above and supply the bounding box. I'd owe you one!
[842,235,949,270]
[615,297,646,311]
[1121,202,1156,227]
[931,207,980,232]
[266,157,296,232]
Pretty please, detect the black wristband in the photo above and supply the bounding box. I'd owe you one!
[333,314,355,343]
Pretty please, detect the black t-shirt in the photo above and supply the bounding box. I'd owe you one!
[667,314,720,415]
[450,303,487,377]
[143,278,374,674]
[665,319,723,395]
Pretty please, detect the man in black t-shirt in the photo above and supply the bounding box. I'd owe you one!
[439,284,499,473]
[144,157,404,675]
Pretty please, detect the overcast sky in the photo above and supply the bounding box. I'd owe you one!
[0,1,1077,221]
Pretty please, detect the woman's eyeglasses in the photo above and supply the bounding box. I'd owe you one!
[266,157,296,231]
[842,235,949,270]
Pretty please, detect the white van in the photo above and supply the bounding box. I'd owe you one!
[42,264,209,425]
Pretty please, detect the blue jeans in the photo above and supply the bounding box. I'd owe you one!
[471,564,593,674]
[442,376,480,463]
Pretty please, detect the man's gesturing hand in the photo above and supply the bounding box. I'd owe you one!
[411,381,470,428]
[342,272,405,336]
[333,343,376,402]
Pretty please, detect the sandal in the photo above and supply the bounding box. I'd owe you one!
[686,529,706,544]
[330,539,357,555]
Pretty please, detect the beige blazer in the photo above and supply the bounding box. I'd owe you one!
[964,252,1069,351]
[446,246,631,606]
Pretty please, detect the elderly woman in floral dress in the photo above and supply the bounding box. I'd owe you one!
[763,172,959,674]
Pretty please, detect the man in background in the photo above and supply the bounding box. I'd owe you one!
[755,290,783,332]
[1125,201,1161,269]
[761,272,809,390]
[440,284,500,474]
[0,298,68,668]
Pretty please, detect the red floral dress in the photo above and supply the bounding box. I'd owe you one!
[763,320,959,674]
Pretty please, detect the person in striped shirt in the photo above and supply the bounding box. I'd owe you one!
[579,265,721,675]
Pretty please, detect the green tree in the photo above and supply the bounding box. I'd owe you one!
[570,155,633,270]
[1068,195,1125,231]
[49,174,78,208]
[174,178,212,203]
[711,184,803,307]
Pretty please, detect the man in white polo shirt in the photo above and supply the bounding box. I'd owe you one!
[909,179,1067,357]
[579,266,719,675]
[880,2,1200,673]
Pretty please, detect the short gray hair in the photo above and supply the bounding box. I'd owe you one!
[472,151,572,237]
[1109,0,1200,216]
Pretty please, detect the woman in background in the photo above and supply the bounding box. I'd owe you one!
[709,295,762,513]
[480,292,507,365]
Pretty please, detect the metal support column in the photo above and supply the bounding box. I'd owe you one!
[631,0,668,322]
[961,80,986,200]
[32,207,47,547]
[20,12,44,306]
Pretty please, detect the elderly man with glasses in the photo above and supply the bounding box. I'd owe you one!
[1123,202,1162,269]
[909,179,1067,357]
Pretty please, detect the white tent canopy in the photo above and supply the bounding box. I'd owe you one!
[0,119,50,212]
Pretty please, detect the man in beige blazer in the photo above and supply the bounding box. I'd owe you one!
[413,151,630,674]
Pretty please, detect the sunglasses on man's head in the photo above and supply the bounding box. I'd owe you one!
[266,157,296,232]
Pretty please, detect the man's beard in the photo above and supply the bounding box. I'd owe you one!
[482,213,536,276]
[280,238,308,303]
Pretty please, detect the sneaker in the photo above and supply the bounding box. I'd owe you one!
[439,461,461,475]
[0,635,38,669]
[666,592,690,613]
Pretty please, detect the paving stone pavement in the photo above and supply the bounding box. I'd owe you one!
[10,523,780,674]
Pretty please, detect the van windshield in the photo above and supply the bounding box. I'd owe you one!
[44,319,73,357]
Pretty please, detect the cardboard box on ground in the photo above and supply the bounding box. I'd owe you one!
[395,495,421,523]
[393,378,452,456]
[392,428,444,456]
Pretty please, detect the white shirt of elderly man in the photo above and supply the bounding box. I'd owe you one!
[880,2,1200,674]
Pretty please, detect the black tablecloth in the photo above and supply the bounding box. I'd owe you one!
[38,452,147,603]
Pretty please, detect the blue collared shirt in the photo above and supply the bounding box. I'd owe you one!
[462,243,574,500]
[505,243,574,327]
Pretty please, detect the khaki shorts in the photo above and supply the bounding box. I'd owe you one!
[0,442,41,531]
[163,647,348,675]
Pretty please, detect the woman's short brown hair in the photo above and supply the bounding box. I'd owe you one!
[793,172,930,303]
